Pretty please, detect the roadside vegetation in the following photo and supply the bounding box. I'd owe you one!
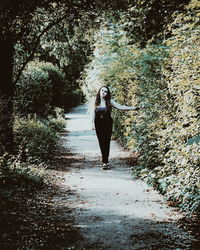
[0,0,199,218]
[81,1,200,215]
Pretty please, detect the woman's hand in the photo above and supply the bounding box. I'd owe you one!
[134,106,140,111]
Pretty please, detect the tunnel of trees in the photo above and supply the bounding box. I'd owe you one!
[0,0,199,222]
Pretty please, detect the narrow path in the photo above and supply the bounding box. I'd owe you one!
[62,104,193,249]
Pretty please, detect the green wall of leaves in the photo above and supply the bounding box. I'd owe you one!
[82,1,200,214]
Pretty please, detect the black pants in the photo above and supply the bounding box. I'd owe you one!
[95,116,113,164]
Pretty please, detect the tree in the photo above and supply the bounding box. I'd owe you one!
[121,0,190,46]
[0,0,129,152]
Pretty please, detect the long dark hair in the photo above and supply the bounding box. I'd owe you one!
[95,86,111,109]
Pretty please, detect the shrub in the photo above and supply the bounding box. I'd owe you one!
[14,115,59,163]
[14,61,66,117]
[46,107,66,132]
[82,8,200,215]
[0,154,50,188]
[15,64,52,117]
[32,61,66,108]
[62,89,84,111]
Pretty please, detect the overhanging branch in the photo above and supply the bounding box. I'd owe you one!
[14,12,69,85]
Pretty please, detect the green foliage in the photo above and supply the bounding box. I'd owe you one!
[118,0,190,46]
[82,22,168,168]
[33,61,66,107]
[139,143,200,215]
[1,106,65,189]
[0,154,49,188]
[82,2,200,215]
[14,60,83,116]
[14,61,66,117]
[1,0,199,214]
[38,15,94,87]
[156,1,200,214]
[46,107,66,132]
[63,89,84,111]
[13,115,61,163]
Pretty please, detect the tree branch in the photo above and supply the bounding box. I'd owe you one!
[14,12,69,85]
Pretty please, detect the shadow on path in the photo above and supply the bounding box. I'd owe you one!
[1,104,196,249]
[61,104,196,250]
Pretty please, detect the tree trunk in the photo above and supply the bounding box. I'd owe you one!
[0,32,14,154]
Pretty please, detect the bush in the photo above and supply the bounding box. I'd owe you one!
[138,143,200,215]
[46,107,66,132]
[0,154,49,188]
[15,64,52,117]
[62,89,84,111]
[33,61,66,108]
[82,8,200,215]
[14,61,66,117]
[14,115,60,163]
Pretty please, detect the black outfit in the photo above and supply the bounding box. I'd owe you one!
[95,107,113,164]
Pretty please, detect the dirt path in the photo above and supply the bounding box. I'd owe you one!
[61,104,194,249]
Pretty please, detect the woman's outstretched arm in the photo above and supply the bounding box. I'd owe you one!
[111,99,139,111]
[87,99,95,129]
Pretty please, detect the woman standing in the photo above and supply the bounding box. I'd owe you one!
[91,86,139,170]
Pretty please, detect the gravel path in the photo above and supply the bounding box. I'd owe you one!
[62,104,194,250]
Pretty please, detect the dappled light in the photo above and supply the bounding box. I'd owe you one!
[0,0,199,248]
[61,105,194,249]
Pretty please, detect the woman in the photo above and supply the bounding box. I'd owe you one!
[91,86,139,170]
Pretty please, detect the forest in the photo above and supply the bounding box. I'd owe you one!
[0,0,199,247]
